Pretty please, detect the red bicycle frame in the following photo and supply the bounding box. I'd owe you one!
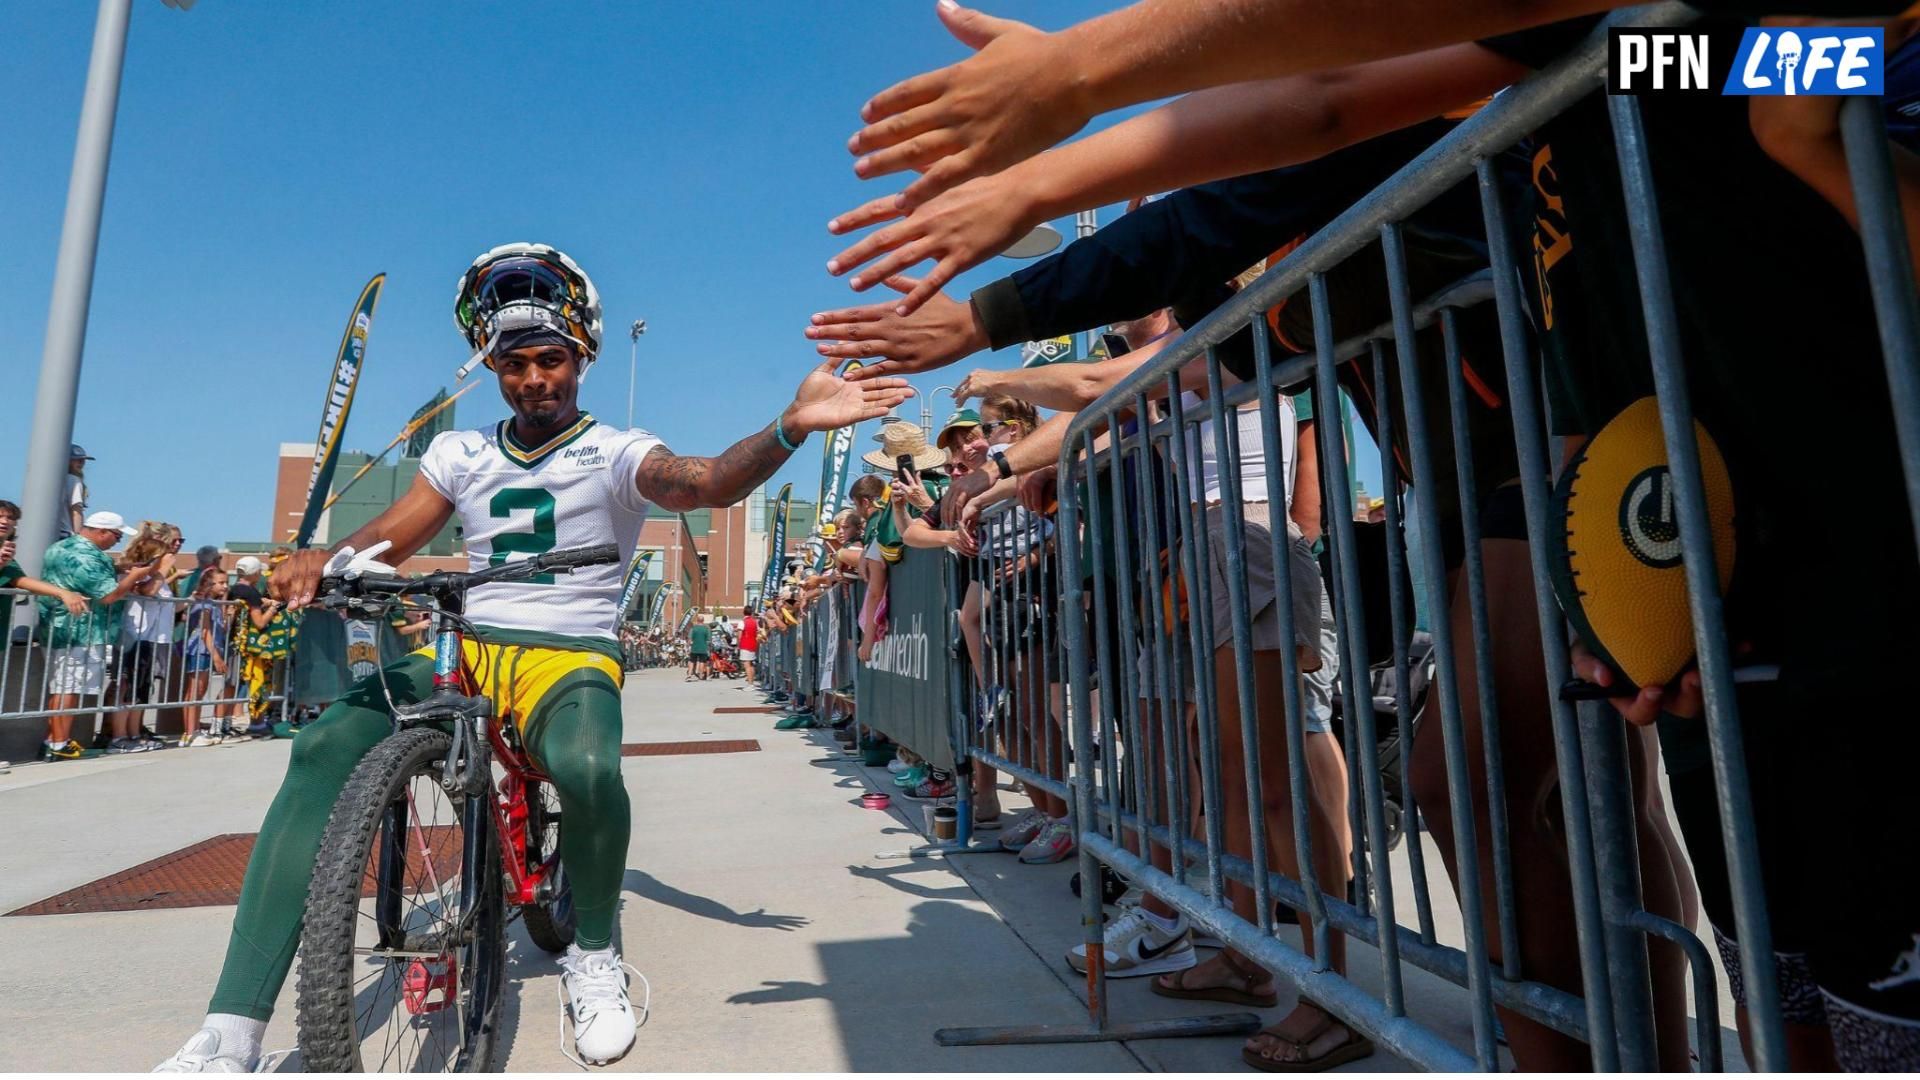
[434,621,559,910]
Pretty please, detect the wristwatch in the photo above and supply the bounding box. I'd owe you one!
[991,449,1015,481]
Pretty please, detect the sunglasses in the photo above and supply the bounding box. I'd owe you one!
[981,420,1024,435]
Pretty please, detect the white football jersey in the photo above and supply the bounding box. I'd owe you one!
[418,414,665,644]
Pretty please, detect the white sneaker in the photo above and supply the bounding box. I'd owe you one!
[188,734,218,748]
[153,1028,257,1072]
[559,945,639,1066]
[1067,906,1197,977]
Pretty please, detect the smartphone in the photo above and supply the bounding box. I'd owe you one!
[1101,332,1132,359]
[895,453,918,487]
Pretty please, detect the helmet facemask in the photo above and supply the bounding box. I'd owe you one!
[453,245,604,381]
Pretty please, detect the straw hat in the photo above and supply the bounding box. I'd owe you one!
[862,420,948,472]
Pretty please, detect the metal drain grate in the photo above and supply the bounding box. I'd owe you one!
[8,826,463,917]
[621,739,761,756]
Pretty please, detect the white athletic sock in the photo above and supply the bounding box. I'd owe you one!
[202,1013,265,1063]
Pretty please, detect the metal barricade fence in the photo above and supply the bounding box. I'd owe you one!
[946,501,1073,849]
[936,7,1920,1071]
[1,587,284,761]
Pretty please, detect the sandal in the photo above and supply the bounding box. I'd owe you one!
[1151,951,1280,1008]
[1241,1006,1374,1073]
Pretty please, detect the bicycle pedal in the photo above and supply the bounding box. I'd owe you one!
[401,955,458,1015]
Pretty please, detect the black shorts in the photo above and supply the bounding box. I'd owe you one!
[1660,666,1920,1026]
[984,549,1064,682]
[120,641,166,705]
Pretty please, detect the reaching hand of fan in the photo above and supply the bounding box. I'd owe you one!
[848,3,1090,209]
[807,278,987,378]
[827,165,1041,312]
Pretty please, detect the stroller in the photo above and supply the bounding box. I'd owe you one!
[1321,520,1438,852]
[708,642,744,679]
[1327,630,1435,851]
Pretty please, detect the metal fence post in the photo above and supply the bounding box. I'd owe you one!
[1605,92,1785,1070]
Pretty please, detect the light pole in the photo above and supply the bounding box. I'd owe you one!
[1005,222,1062,259]
[1074,210,1098,360]
[625,319,646,429]
[925,386,958,433]
[17,0,141,578]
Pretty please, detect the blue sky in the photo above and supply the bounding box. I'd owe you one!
[4,1,1379,550]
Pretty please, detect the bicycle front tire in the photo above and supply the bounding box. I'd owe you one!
[295,727,506,1072]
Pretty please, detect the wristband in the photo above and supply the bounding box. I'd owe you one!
[991,449,1015,481]
[774,415,803,451]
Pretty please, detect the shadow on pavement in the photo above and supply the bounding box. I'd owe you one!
[623,868,810,932]
[721,899,1108,1072]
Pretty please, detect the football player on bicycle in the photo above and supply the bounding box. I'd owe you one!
[156,243,910,1071]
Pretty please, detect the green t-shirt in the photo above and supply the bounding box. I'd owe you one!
[1,560,24,643]
[37,535,123,648]
[689,624,711,653]
[863,476,949,561]
[236,568,299,660]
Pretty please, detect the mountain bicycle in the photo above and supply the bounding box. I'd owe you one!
[292,543,619,1072]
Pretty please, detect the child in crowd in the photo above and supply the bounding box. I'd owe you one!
[109,571,177,752]
[181,567,232,745]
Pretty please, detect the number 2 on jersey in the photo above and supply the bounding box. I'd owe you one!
[489,487,556,583]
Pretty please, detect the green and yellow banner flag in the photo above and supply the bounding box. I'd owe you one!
[763,482,793,600]
[294,274,384,548]
[616,549,656,620]
[812,362,862,571]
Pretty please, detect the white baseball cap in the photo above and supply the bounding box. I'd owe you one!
[81,510,137,537]
[234,556,265,575]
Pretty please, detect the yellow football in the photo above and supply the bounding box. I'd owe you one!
[1551,396,1736,689]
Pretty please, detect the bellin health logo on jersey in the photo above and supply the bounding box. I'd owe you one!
[1607,26,1883,95]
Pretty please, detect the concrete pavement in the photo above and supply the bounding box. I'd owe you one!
[0,670,1139,1072]
[0,667,1743,1071]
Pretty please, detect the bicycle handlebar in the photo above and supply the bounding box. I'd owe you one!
[316,543,623,608]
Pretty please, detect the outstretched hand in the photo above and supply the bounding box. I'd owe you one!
[826,167,1038,314]
[848,2,1090,210]
[785,359,916,436]
[807,277,986,379]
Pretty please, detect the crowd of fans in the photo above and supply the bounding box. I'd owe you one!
[619,610,758,681]
[2,443,302,761]
[764,1,1920,1071]
[7,0,1917,1067]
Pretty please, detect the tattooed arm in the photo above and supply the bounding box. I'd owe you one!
[637,427,791,512]
[633,359,914,511]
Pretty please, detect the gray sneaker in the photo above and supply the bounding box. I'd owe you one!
[1018,818,1077,864]
[998,809,1047,852]
[106,737,140,755]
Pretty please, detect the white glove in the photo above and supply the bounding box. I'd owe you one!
[322,540,399,578]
